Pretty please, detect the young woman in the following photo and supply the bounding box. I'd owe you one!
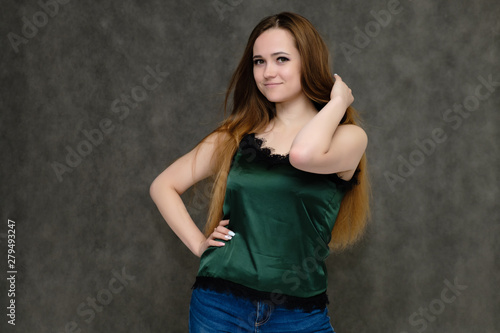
[150,12,370,333]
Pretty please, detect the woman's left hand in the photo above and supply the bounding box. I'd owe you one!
[330,74,354,109]
[197,219,235,256]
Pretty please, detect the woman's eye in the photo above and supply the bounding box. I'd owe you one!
[277,57,289,63]
[253,59,264,65]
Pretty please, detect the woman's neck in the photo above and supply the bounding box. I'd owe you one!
[272,94,318,132]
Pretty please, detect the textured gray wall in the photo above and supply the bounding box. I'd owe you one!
[1,0,499,332]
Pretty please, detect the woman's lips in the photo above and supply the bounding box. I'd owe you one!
[264,83,282,87]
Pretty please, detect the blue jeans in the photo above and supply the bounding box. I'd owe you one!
[189,287,336,333]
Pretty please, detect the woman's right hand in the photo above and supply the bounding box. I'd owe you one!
[197,219,235,257]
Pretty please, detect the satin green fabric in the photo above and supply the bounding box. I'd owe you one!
[197,133,349,298]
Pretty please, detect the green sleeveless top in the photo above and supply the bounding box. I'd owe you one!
[196,133,358,302]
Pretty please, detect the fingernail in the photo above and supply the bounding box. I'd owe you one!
[224,235,232,240]
[228,231,236,237]
[219,242,225,246]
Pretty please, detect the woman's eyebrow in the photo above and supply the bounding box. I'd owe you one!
[252,52,291,59]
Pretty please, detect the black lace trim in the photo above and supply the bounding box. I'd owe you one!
[238,133,360,191]
[251,133,290,165]
[192,276,329,312]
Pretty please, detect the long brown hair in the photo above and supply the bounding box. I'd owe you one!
[196,12,370,252]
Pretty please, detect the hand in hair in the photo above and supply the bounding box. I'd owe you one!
[330,74,354,110]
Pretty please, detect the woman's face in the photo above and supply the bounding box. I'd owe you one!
[252,28,303,104]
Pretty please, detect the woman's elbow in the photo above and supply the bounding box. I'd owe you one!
[149,173,180,202]
[149,177,161,201]
[289,145,316,169]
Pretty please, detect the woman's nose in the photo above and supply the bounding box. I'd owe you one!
[263,64,277,78]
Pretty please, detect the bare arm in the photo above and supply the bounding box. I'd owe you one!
[289,74,367,177]
[149,132,232,257]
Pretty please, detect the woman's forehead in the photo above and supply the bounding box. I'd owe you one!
[253,28,297,56]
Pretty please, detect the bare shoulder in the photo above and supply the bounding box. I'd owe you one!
[198,130,230,147]
[191,130,230,168]
[150,130,228,196]
[336,124,367,140]
[335,124,368,157]
[334,124,367,180]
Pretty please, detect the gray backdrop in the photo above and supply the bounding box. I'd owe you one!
[1,0,499,332]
